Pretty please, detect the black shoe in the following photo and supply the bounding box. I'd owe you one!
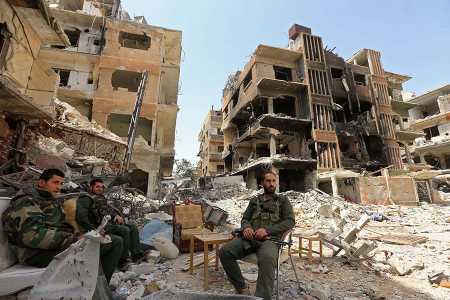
[119,258,133,271]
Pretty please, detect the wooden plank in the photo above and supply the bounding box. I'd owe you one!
[367,234,428,245]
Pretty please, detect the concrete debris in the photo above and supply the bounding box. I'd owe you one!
[129,263,155,276]
[54,99,124,144]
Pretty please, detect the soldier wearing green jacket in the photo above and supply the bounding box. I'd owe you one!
[76,178,144,268]
[1,169,123,283]
[219,170,295,300]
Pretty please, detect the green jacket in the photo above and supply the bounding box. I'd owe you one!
[2,188,76,263]
[76,193,120,232]
[241,192,295,239]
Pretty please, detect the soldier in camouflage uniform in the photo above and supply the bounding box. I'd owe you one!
[219,170,295,300]
[1,169,123,283]
[76,178,143,268]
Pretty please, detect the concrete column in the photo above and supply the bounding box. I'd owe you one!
[269,135,277,157]
[331,175,339,197]
[419,153,426,164]
[151,117,157,149]
[404,144,412,164]
[268,97,274,114]
[247,170,258,190]
[439,155,447,169]
[398,116,405,130]
[146,169,159,198]
[272,166,280,193]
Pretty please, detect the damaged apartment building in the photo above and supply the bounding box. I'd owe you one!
[407,84,450,168]
[39,0,182,195]
[221,24,412,192]
[198,108,225,177]
[0,0,68,170]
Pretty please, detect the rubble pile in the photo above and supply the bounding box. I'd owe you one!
[54,99,124,144]
[106,187,160,228]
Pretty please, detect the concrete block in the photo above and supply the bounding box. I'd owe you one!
[129,263,154,275]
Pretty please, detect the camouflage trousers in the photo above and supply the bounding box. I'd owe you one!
[218,238,279,300]
[106,223,143,261]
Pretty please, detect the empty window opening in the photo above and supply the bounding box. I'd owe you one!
[111,70,142,92]
[64,29,80,47]
[107,114,153,145]
[255,143,270,158]
[54,69,71,87]
[218,145,224,153]
[93,39,101,46]
[217,165,224,173]
[353,73,366,86]
[273,66,292,81]
[118,31,151,50]
[274,96,296,118]
[279,169,306,192]
[331,68,344,79]
[424,126,440,140]
[242,70,252,89]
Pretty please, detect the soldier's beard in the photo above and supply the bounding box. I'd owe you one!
[263,186,276,194]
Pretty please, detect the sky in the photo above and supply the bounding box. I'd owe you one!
[122,0,450,163]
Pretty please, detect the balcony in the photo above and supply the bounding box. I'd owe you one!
[409,112,450,132]
[209,153,222,161]
[209,134,224,142]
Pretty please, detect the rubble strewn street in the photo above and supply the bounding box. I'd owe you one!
[90,183,450,300]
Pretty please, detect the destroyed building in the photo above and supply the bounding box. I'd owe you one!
[407,84,450,168]
[38,0,182,195]
[220,24,413,192]
[0,0,68,170]
[197,108,225,177]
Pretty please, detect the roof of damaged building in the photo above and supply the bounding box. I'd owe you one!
[407,83,450,105]
[0,74,54,120]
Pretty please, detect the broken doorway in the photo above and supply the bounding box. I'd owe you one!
[279,169,305,192]
[274,96,296,117]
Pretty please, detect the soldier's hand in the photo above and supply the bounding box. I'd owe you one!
[99,229,106,236]
[243,228,254,240]
[114,215,124,225]
[254,228,268,240]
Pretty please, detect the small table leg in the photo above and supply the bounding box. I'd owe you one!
[203,242,209,290]
[319,241,323,259]
[299,237,302,258]
[215,243,219,271]
[189,235,194,275]
[308,239,313,260]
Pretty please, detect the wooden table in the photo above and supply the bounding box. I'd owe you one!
[293,233,323,261]
[189,233,233,290]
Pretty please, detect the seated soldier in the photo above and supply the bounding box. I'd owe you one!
[219,170,295,300]
[1,169,123,283]
[77,178,144,269]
